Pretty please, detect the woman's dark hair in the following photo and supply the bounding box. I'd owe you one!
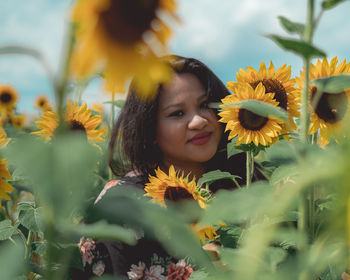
[109,55,260,189]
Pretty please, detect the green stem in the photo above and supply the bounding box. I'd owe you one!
[298,0,315,253]
[309,186,315,241]
[109,93,115,180]
[246,151,253,187]
[25,230,34,260]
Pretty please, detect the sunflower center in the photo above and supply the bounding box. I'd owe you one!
[238,109,268,131]
[164,187,193,202]
[250,79,288,110]
[100,0,159,45]
[0,92,12,103]
[311,87,348,124]
[39,100,45,107]
[70,120,86,132]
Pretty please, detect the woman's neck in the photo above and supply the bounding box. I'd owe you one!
[160,160,206,182]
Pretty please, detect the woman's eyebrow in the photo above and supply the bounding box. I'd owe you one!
[161,94,207,112]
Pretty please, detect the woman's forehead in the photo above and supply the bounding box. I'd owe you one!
[159,73,206,106]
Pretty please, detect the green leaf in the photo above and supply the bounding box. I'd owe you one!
[227,138,243,158]
[31,241,47,256]
[221,99,289,122]
[87,186,213,269]
[0,243,25,280]
[103,100,125,108]
[310,74,350,93]
[0,219,18,240]
[278,16,305,36]
[266,34,326,59]
[73,220,136,245]
[197,170,240,187]
[322,0,347,9]
[200,182,274,226]
[17,201,44,233]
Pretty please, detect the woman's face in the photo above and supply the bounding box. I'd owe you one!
[156,73,222,171]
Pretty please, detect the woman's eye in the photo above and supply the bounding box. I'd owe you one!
[168,110,184,117]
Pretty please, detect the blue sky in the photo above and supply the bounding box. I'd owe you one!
[1,0,350,115]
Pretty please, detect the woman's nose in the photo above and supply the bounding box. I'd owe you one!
[188,114,208,130]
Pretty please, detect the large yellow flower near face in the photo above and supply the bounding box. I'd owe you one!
[144,165,206,208]
[32,100,104,143]
[219,83,283,147]
[295,57,350,146]
[227,62,299,138]
[0,85,19,113]
[71,0,177,98]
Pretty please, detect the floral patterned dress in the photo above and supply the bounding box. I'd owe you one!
[70,177,194,280]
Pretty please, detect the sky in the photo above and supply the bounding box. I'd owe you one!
[0,0,350,115]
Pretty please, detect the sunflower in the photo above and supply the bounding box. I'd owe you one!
[10,115,26,128]
[71,0,177,98]
[144,165,206,208]
[0,127,10,149]
[34,95,52,111]
[191,223,217,244]
[219,83,283,147]
[295,57,350,146]
[33,99,105,143]
[0,158,13,208]
[227,62,299,139]
[0,85,19,113]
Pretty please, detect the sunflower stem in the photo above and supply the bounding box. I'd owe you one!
[298,0,315,253]
[246,150,253,187]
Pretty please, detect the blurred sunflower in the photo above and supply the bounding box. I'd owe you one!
[0,129,12,208]
[0,127,10,148]
[33,100,104,143]
[9,115,26,129]
[71,0,177,98]
[219,83,283,147]
[34,95,52,111]
[295,57,350,146]
[144,165,206,208]
[227,62,299,138]
[0,85,19,113]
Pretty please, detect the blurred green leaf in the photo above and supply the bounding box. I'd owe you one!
[221,99,289,122]
[32,241,47,256]
[0,243,24,280]
[200,182,274,226]
[17,201,44,233]
[87,186,213,269]
[278,16,305,36]
[264,140,298,166]
[73,220,136,245]
[322,0,347,9]
[0,219,18,240]
[311,74,350,93]
[197,170,240,188]
[219,225,242,248]
[267,35,326,59]
[5,134,100,225]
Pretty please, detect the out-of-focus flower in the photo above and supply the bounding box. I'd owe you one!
[0,85,19,113]
[144,165,206,208]
[9,115,26,128]
[78,237,96,267]
[71,0,178,98]
[295,56,350,146]
[32,100,105,143]
[127,261,146,280]
[219,83,283,147]
[167,259,193,280]
[34,95,52,112]
[92,260,106,276]
[191,223,217,244]
[228,61,299,139]
[0,159,13,208]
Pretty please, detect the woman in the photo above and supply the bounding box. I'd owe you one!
[72,55,263,279]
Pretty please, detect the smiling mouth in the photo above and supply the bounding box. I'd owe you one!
[189,132,212,145]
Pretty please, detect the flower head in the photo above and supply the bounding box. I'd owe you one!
[34,95,52,111]
[227,61,299,138]
[32,99,105,144]
[219,83,283,146]
[0,85,19,113]
[167,260,193,280]
[295,56,350,146]
[71,0,178,98]
[144,165,206,208]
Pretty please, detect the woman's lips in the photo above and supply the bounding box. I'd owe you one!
[188,132,212,145]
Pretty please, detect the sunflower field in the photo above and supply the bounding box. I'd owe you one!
[1,0,350,279]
